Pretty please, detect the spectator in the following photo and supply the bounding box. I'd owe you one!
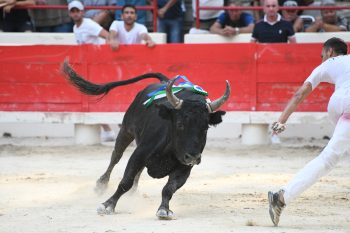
[81,0,116,29]
[68,0,116,142]
[108,4,155,50]
[0,0,35,32]
[191,0,224,31]
[251,0,296,43]
[305,0,349,32]
[69,0,109,44]
[29,0,73,32]
[250,0,264,22]
[156,0,184,43]
[115,0,146,26]
[281,0,304,32]
[210,0,254,36]
[300,0,321,18]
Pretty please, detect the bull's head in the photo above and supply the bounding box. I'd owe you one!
[157,78,230,166]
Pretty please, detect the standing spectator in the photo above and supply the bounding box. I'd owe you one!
[68,0,116,142]
[1,0,35,32]
[115,0,146,26]
[281,0,304,32]
[156,0,184,43]
[250,0,264,22]
[30,0,73,32]
[108,4,155,50]
[305,0,349,32]
[210,0,254,36]
[81,0,116,29]
[251,0,296,43]
[191,0,224,31]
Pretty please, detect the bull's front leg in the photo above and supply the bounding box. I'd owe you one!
[157,166,192,220]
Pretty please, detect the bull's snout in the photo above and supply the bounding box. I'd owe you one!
[184,153,201,166]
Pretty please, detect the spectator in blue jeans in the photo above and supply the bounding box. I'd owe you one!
[157,0,183,43]
[29,0,73,32]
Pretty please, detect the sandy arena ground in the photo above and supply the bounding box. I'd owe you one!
[0,137,350,233]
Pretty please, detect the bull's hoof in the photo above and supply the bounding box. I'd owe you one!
[156,208,175,220]
[97,204,115,215]
[94,179,108,195]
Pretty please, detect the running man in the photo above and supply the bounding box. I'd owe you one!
[269,37,349,226]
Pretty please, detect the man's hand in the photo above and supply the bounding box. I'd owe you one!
[271,122,286,134]
[314,16,323,30]
[158,7,167,18]
[145,39,155,48]
[222,26,236,36]
[109,40,119,51]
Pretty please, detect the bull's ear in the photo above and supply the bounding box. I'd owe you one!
[209,111,226,126]
[156,103,172,120]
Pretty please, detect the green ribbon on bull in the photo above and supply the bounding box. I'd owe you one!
[143,75,208,107]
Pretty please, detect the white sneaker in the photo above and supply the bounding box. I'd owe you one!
[101,130,116,142]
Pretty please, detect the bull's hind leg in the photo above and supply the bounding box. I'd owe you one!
[97,147,146,215]
[157,166,192,220]
[95,126,134,195]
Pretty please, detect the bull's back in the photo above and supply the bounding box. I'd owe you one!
[121,83,169,135]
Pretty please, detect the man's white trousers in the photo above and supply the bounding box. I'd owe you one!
[283,93,350,205]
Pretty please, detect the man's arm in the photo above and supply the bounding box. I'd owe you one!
[322,23,347,32]
[99,28,109,40]
[278,82,313,124]
[140,33,155,48]
[107,30,120,50]
[305,16,322,32]
[157,0,178,18]
[239,23,254,33]
[272,82,312,134]
[210,21,228,36]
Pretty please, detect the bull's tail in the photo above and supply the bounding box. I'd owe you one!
[61,59,169,97]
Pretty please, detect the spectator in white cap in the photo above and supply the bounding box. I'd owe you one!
[281,0,304,32]
[305,0,349,32]
[68,0,116,142]
[68,0,109,44]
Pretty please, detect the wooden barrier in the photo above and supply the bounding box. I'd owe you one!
[0,43,337,144]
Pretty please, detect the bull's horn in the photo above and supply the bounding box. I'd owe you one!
[206,80,231,113]
[166,78,183,109]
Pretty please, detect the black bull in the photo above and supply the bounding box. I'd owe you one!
[62,60,230,219]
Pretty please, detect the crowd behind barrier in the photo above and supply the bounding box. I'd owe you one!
[1,0,350,43]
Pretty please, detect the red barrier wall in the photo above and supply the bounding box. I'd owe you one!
[0,43,333,112]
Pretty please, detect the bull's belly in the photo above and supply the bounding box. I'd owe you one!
[145,155,177,178]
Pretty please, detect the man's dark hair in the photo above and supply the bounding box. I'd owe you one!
[324,37,348,55]
[122,4,137,13]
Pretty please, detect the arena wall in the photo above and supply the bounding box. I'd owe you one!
[1,33,347,141]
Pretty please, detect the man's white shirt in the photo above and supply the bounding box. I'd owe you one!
[109,20,147,44]
[305,55,350,93]
[74,18,104,45]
